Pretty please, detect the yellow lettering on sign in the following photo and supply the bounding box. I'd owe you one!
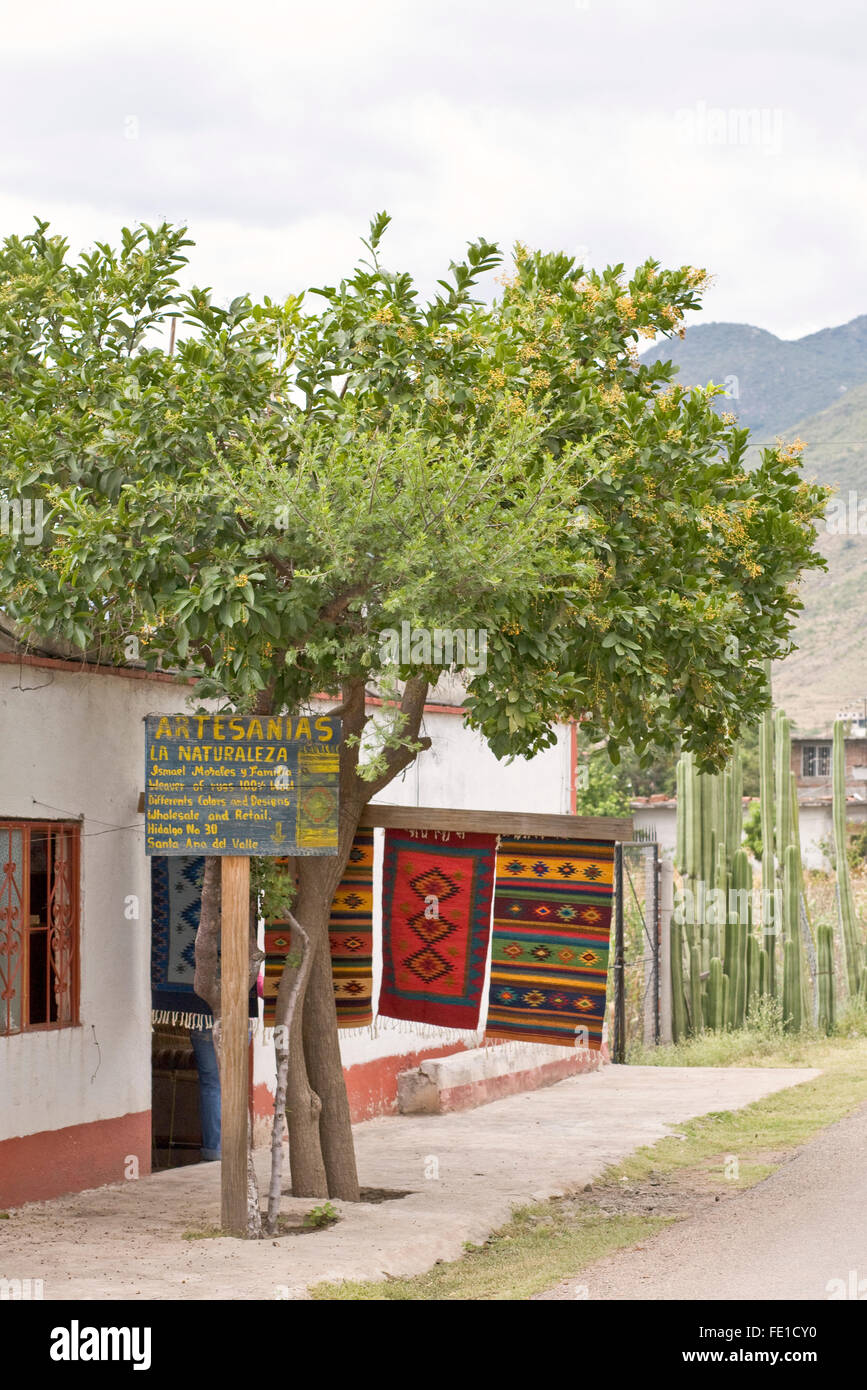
[213,718,225,740]
[315,717,333,742]
[267,718,282,739]
[229,719,245,741]
[155,717,173,739]
[294,717,311,741]
[174,718,190,738]
[246,718,264,739]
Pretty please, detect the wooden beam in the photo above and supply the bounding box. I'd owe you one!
[220,855,250,1236]
[359,804,632,841]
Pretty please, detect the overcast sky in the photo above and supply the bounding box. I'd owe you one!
[3,0,865,339]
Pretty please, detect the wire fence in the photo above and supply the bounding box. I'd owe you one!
[612,841,660,1061]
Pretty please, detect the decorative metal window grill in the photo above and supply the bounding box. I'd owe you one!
[801,745,832,779]
[0,821,80,1035]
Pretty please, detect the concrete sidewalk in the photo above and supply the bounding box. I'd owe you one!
[1,1064,819,1300]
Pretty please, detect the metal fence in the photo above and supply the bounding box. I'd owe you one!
[612,841,661,1062]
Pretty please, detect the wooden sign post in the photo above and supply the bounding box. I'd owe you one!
[144,712,341,1236]
[220,855,250,1235]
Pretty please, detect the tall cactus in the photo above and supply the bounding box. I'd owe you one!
[832,720,863,997]
[747,933,760,1013]
[729,848,751,1027]
[783,941,802,1032]
[791,779,818,1022]
[671,917,687,1042]
[672,659,820,1036]
[781,843,803,1031]
[708,956,724,1031]
[675,741,763,1033]
[759,668,777,997]
[816,922,836,1034]
[775,711,793,863]
[689,943,703,1036]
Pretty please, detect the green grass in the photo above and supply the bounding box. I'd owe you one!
[311,1034,867,1301]
[612,1035,867,1185]
[313,1207,672,1301]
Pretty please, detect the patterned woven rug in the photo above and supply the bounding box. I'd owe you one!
[328,827,374,1029]
[485,836,614,1049]
[262,828,375,1030]
[152,856,257,1028]
[151,856,211,1027]
[378,829,496,1031]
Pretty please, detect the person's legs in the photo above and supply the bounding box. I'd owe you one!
[189,1027,221,1160]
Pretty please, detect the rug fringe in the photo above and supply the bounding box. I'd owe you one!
[374,1014,484,1047]
[151,1009,213,1031]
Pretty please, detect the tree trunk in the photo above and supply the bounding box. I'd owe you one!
[303,919,361,1200]
[283,677,430,1200]
[285,859,351,1196]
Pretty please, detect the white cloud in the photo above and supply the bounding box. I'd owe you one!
[1,0,866,339]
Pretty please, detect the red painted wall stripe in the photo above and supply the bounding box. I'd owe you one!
[0,1110,151,1208]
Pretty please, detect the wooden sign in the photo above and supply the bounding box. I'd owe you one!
[144,713,341,857]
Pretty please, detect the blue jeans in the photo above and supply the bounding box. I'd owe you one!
[190,1028,221,1161]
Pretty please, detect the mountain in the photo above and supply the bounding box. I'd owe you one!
[642,318,867,733]
[641,316,867,440]
[764,384,867,734]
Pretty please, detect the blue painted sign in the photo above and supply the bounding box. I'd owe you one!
[144,713,341,856]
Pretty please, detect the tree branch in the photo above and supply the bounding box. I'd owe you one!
[265,910,314,1235]
[360,675,431,803]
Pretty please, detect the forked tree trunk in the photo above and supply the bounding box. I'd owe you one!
[287,854,358,1198]
[303,923,362,1200]
[283,676,430,1200]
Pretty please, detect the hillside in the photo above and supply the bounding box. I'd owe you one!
[642,316,867,439]
[767,384,867,733]
[642,316,867,733]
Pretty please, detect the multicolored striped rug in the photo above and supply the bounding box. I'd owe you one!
[485,836,614,1049]
[378,829,496,1031]
[262,829,374,1030]
[328,827,375,1029]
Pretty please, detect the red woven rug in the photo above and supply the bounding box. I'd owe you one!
[378,828,496,1031]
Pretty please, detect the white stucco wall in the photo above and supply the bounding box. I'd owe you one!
[629,800,867,874]
[632,805,676,858]
[798,802,867,872]
[0,663,200,1143]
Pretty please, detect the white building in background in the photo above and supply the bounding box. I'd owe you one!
[0,646,579,1207]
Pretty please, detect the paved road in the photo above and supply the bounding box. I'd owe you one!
[540,1102,867,1301]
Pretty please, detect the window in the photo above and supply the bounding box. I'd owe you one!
[801,745,831,779]
[0,821,80,1035]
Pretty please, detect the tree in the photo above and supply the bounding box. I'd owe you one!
[0,216,829,1203]
[574,749,633,818]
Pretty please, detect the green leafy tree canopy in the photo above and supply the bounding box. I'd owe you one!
[0,215,828,772]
